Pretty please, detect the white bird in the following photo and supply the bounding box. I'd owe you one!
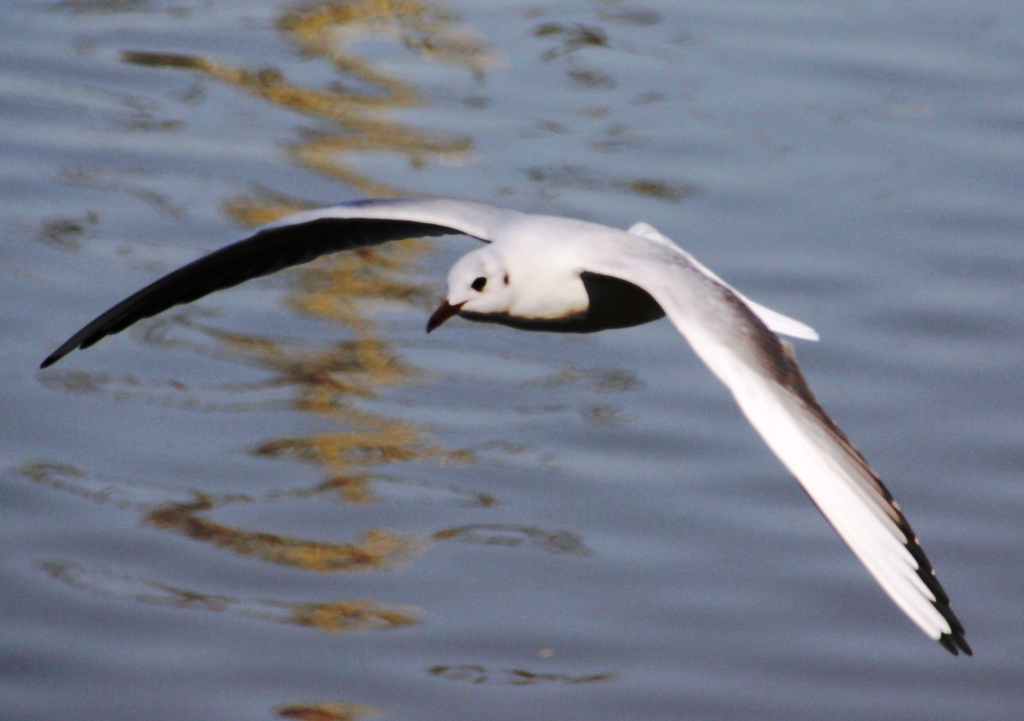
[41,198,970,655]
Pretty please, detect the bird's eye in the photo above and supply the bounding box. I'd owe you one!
[503,274,510,285]
[471,277,487,292]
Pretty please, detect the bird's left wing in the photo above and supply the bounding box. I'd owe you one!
[41,199,520,368]
[576,231,970,655]
[627,221,819,341]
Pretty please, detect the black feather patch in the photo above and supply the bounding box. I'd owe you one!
[41,217,461,368]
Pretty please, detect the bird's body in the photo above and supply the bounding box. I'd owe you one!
[42,198,970,656]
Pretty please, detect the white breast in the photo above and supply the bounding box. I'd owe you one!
[496,216,597,320]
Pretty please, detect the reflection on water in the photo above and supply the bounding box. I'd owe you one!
[56,0,169,15]
[17,7,563,694]
[41,561,421,632]
[20,461,582,570]
[277,703,382,721]
[122,0,491,198]
[139,308,478,505]
[428,664,615,686]
[525,164,700,202]
[36,212,99,252]
[148,497,425,572]
[58,166,187,219]
[432,523,591,555]
[21,461,425,571]
[37,0,506,581]
[7,0,1024,716]
[535,22,610,61]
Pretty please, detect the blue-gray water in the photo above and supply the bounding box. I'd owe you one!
[2,0,1023,719]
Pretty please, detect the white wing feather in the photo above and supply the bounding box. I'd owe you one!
[628,221,819,342]
[262,198,522,242]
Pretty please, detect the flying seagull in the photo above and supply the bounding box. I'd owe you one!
[41,198,970,655]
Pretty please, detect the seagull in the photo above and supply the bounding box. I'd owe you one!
[41,198,971,655]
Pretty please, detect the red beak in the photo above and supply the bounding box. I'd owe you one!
[426,300,466,333]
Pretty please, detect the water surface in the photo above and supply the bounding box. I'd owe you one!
[2,0,1023,719]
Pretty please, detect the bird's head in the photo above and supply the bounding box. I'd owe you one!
[427,240,591,332]
[427,247,515,332]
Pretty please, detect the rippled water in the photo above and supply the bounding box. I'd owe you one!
[3,0,1023,719]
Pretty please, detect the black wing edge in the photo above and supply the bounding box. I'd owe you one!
[41,217,464,369]
[793,357,973,657]
[888,494,972,657]
[939,631,973,657]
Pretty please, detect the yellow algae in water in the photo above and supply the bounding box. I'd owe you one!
[122,0,492,197]
[277,703,382,721]
[147,497,426,572]
[96,0,496,573]
[290,599,421,632]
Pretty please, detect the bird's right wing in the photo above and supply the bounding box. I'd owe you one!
[41,199,521,368]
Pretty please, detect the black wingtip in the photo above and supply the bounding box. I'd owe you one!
[939,632,973,657]
[40,340,79,369]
